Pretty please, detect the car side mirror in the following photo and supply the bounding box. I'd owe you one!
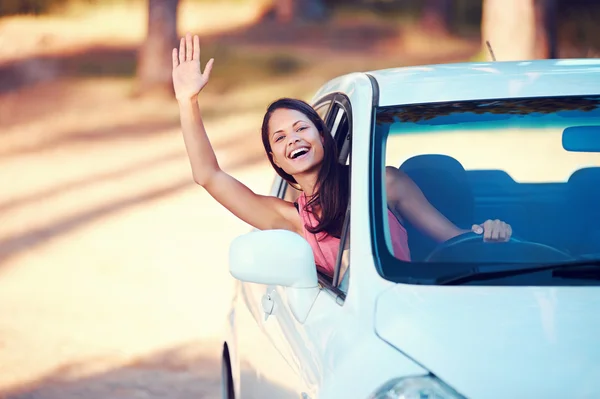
[228,229,320,323]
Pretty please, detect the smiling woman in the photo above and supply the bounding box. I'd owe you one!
[172,32,512,279]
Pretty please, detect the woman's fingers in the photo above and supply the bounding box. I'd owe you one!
[483,220,492,241]
[172,48,179,69]
[473,219,513,242]
[203,58,214,80]
[179,37,185,64]
[477,219,511,242]
[186,32,193,61]
[471,224,483,234]
[175,34,201,64]
[193,34,200,60]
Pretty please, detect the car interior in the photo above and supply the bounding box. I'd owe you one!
[399,154,600,262]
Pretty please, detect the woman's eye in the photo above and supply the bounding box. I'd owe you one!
[297,126,307,132]
[275,136,284,142]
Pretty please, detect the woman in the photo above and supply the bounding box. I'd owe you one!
[172,33,512,276]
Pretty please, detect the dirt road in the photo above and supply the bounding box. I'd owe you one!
[0,2,283,396]
[0,3,275,391]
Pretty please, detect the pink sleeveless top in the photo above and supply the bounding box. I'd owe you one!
[296,193,411,276]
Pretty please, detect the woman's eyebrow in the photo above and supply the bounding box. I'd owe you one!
[273,120,304,135]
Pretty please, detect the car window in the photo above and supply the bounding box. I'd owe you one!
[373,95,600,286]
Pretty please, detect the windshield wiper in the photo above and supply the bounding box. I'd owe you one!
[436,259,600,285]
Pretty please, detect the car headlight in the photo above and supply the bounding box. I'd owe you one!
[368,375,465,399]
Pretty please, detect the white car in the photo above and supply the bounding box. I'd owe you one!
[222,59,600,399]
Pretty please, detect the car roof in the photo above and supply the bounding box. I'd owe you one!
[368,59,600,107]
[315,59,600,108]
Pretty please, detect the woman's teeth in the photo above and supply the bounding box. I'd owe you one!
[290,147,309,159]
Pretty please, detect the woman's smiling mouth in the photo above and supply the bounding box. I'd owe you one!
[289,147,310,160]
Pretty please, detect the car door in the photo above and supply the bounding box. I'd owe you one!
[234,175,298,398]
[259,96,354,399]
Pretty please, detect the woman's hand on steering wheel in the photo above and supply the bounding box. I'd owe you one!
[471,219,512,242]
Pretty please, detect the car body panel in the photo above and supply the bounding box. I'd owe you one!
[375,284,600,399]
[368,59,600,107]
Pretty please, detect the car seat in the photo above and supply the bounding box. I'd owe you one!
[568,167,600,255]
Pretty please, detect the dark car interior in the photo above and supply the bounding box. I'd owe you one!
[399,154,600,262]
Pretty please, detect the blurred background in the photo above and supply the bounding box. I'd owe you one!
[0,0,598,397]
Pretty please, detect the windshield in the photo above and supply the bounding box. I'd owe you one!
[372,95,600,285]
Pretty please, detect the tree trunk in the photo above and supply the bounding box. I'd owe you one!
[538,0,558,58]
[481,0,556,61]
[136,0,180,96]
[420,0,452,36]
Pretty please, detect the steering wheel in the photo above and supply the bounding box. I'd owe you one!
[424,232,575,263]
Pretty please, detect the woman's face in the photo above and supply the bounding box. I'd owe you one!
[268,108,325,176]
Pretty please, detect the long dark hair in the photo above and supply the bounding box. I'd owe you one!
[261,98,349,238]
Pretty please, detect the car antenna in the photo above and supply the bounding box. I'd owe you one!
[485,40,497,61]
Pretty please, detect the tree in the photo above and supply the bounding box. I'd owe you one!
[420,0,453,36]
[136,0,180,95]
[481,0,557,61]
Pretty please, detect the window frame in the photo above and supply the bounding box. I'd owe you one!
[328,95,353,296]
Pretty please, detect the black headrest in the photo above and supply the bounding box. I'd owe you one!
[569,167,600,201]
[399,154,474,228]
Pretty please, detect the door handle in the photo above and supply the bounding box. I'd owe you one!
[261,293,274,320]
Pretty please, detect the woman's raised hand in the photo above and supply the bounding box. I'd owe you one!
[172,33,214,101]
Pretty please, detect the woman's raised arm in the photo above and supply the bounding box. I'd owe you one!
[173,33,296,232]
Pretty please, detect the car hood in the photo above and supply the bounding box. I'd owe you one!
[374,284,600,399]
